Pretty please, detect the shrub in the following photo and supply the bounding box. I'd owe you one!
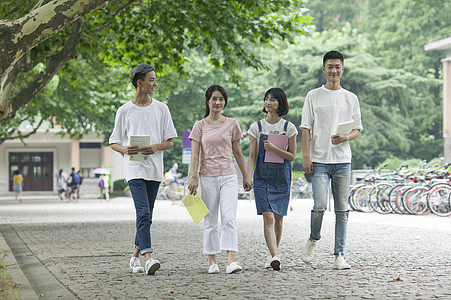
[113,179,128,192]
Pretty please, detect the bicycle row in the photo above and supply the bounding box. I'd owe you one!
[348,163,451,217]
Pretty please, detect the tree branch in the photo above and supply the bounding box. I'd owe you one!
[12,20,84,114]
[0,118,45,146]
[0,0,108,121]
[91,0,136,34]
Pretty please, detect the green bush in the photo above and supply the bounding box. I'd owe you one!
[113,179,128,192]
[378,157,446,170]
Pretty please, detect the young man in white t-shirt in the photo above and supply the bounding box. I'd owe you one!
[109,63,177,275]
[299,50,363,270]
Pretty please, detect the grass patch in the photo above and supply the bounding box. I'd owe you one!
[0,249,19,300]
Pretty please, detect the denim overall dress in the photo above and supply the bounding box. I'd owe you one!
[253,120,292,216]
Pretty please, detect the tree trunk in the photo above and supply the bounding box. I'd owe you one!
[0,0,108,121]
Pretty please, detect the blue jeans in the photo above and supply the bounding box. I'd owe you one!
[128,179,160,255]
[310,163,351,255]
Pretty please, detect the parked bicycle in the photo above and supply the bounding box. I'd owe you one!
[348,162,451,217]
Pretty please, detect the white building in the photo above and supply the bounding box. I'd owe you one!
[0,123,124,195]
[425,36,451,164]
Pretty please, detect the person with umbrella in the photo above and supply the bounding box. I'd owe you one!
[94,168,110,202]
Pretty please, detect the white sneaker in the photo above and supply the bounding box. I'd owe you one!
[208,264,219,274]
[301,238,317,264]
[270,256,281,271]
[264,255,272,269]
[333,254,351,270]
[129,257,144,273]
[145,258,161,275]
[226,262,242,274]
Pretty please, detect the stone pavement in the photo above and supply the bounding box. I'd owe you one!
[0,194,450,299]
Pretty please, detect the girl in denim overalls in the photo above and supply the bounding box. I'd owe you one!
[247,88,297,271]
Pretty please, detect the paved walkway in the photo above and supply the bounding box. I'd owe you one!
[0,195,450,299]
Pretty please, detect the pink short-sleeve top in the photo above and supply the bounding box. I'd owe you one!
[189,117,243,176]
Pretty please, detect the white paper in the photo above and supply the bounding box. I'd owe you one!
[129,135,150,161]
[335,120,354,135]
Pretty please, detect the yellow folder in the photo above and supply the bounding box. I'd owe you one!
[182,194,209,224]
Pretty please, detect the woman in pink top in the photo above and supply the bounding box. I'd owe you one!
[188,85,252,274]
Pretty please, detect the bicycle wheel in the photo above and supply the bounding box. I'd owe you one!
[427,183,451,217]
[168,185,186,200]
[348,184,364,211]
[397,187,413,215]
[352,185,373,212]
[370,183,392,214]
[402,186,429,215]
[388,184,406,214]
[157,183,169,200]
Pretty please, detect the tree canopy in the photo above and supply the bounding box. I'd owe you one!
[0,0,311,150]
[1,0,449,172]
[0,0,109,121]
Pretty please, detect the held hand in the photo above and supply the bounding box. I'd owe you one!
[243,178,253,192]
[140,145,158,155]
[188,176,199,195]
[331,134,347,145]
[302,157,313,176]
[263,140,275,151]
[124,145,140,155]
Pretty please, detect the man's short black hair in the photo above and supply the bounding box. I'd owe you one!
[323,51,344,66]
[130,63,155,88]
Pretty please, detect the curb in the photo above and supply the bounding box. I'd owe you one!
[0,225,77,299]
[0,228,38,300]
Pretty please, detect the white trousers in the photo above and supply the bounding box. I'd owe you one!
[200,174,239,255]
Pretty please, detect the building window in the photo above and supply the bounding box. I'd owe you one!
[80,143,101,149]
[80,168,98,178]
[32,154,41,162]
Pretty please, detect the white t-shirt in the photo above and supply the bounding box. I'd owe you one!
[300,85,363,164]
[248,118,298,140]
[109,99,178,182]
[57,175,66,189]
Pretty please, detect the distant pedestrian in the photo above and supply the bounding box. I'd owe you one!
[56,169,67,200]
[188,85,252,274]
[110,63,177,275]
[299,50,363,269]
[246,88,297,271]
[66,167,81,202]
[13,170,23,203]
[166,163,182,205]
[99,174,110,201]
[77,170,83,199]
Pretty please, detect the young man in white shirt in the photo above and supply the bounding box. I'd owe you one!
[109,63,177,275]
[299,50,363,269]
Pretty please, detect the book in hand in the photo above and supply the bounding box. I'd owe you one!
[129,135,150,161]
[335,120,355,135]
[264,134,289,163]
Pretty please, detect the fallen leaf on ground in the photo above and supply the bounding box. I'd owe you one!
[393,276,403,282]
